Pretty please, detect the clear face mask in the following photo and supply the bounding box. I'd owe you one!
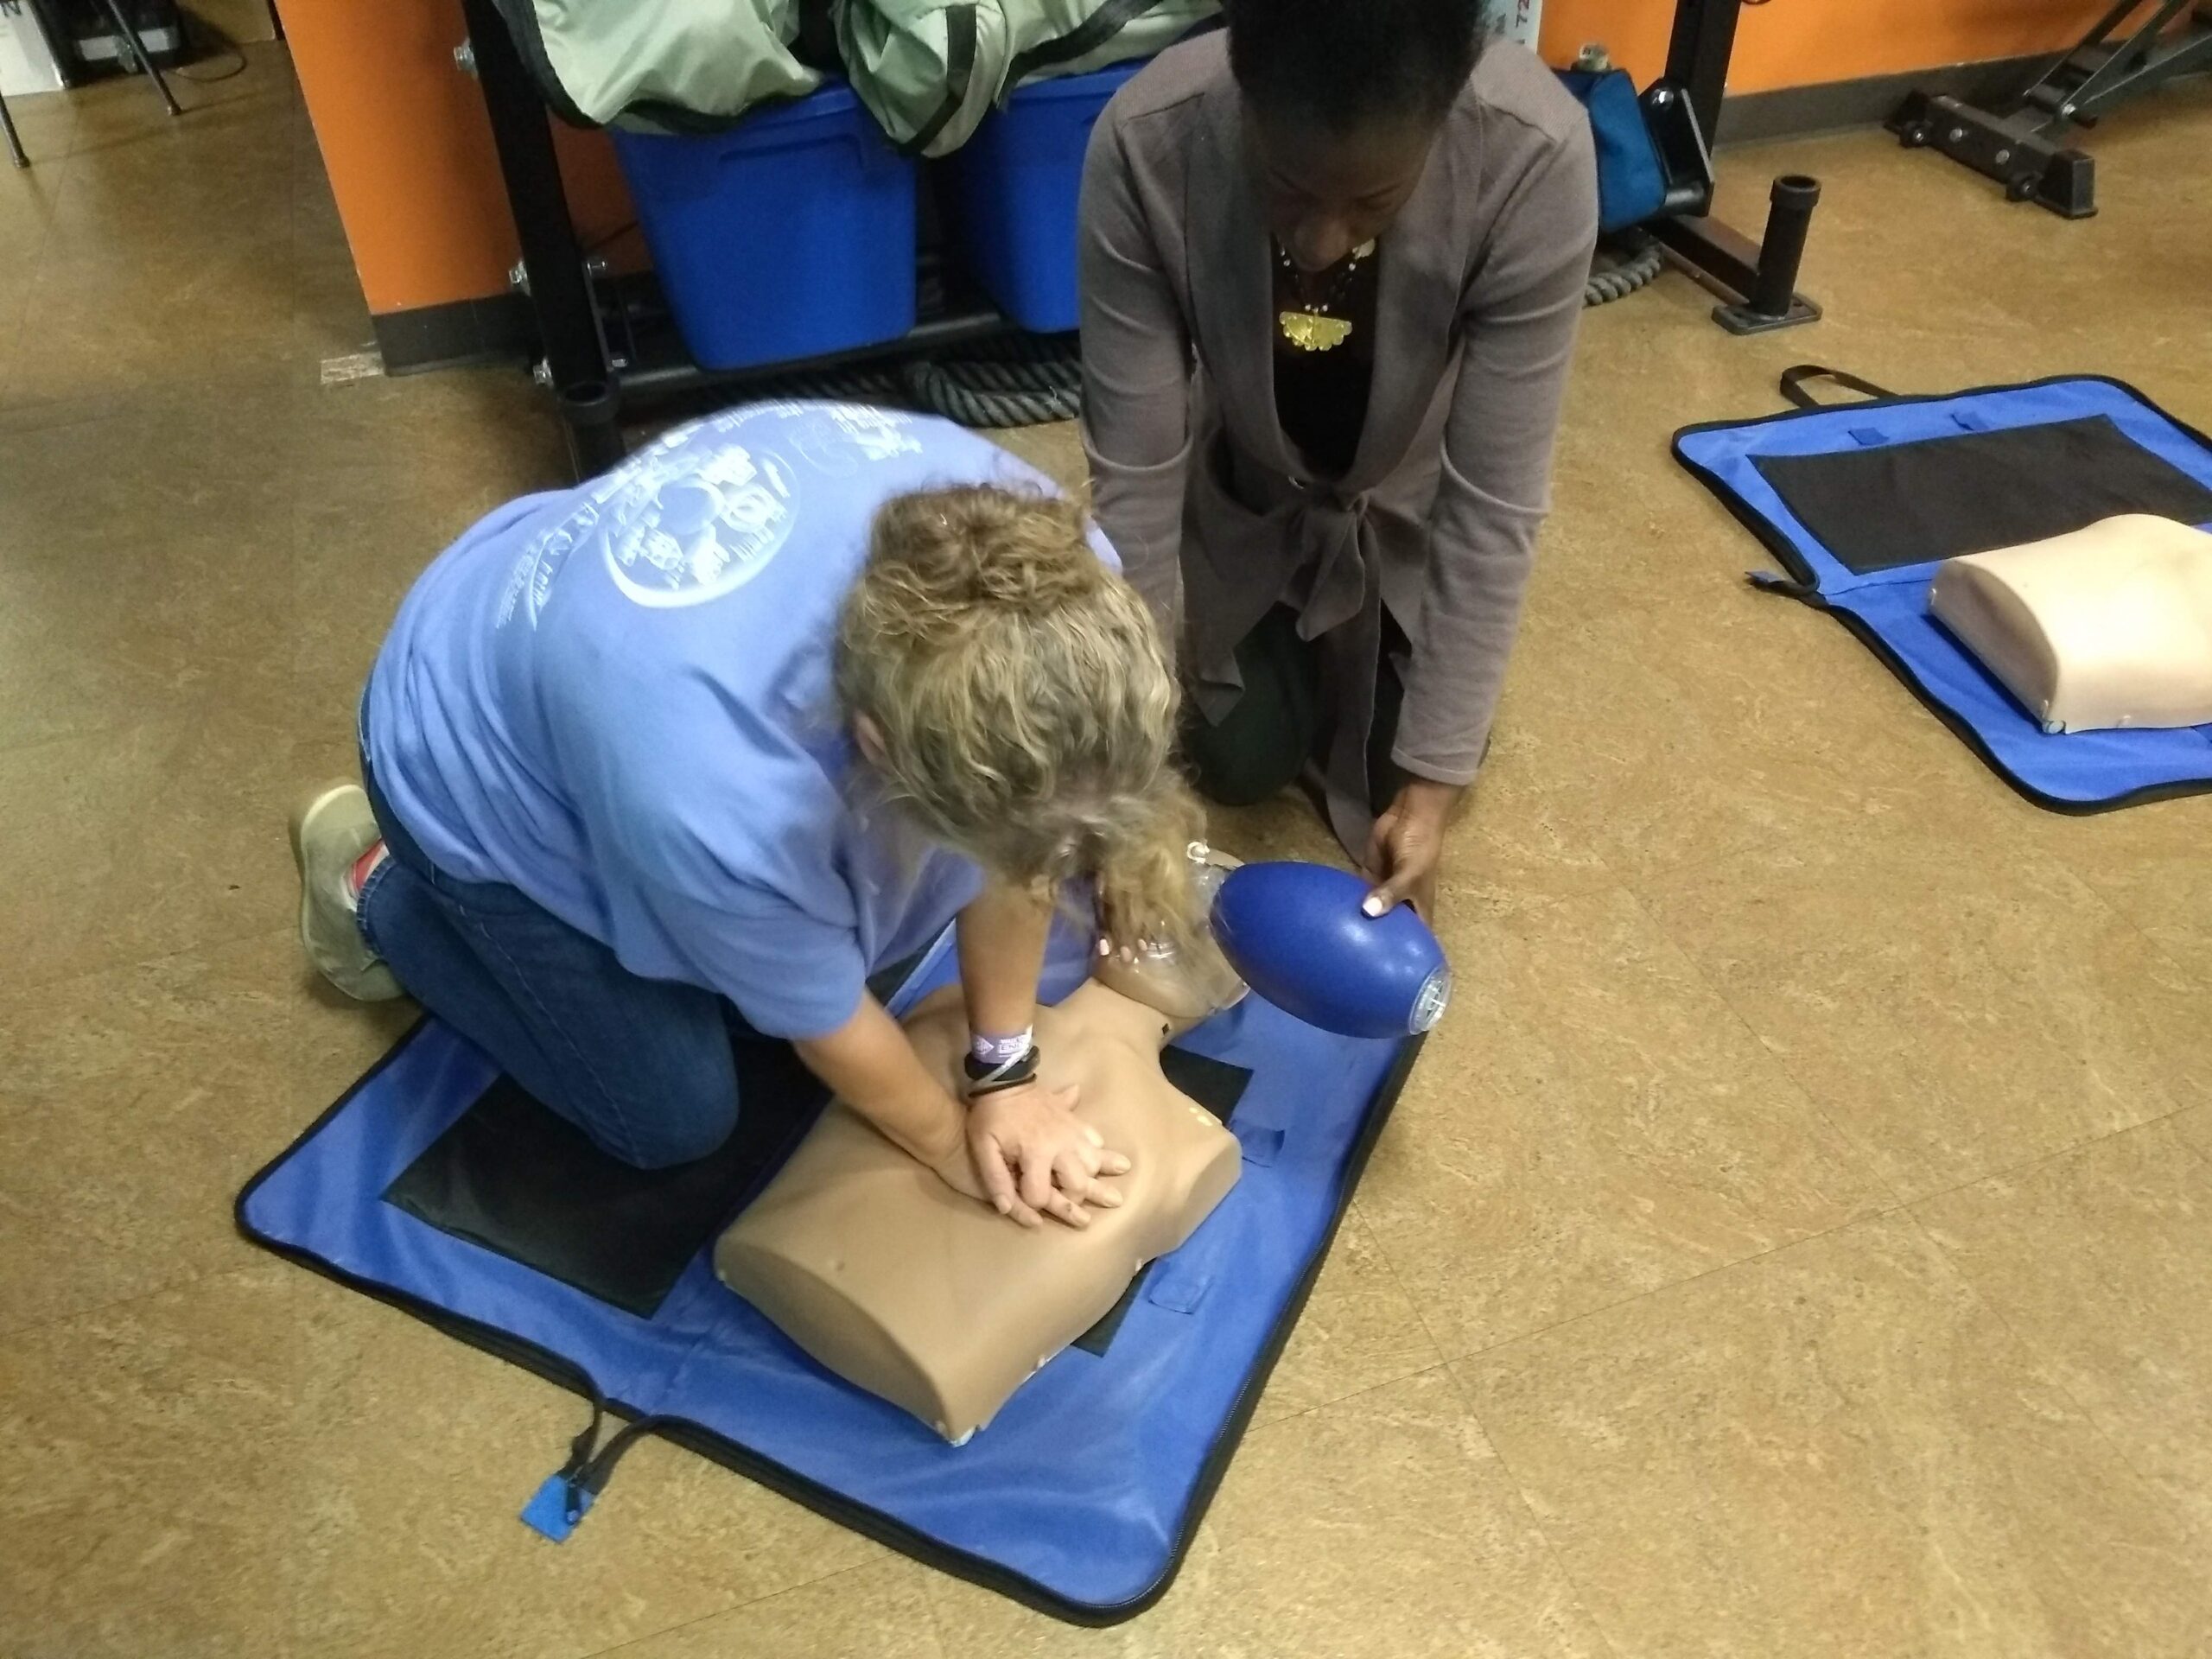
[1095,842,1250,1022]
[1135,843,1234,962]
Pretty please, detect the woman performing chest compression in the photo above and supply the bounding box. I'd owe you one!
[290,404,1202,1230]
[1079,0,1599,917]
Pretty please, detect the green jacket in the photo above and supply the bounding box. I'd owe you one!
[840,0,1217,155]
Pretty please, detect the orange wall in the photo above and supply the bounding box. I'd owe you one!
[1538,0,2166,93]
[283,0,635,315]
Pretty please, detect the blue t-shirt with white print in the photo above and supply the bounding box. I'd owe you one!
[364,402,1109,1039]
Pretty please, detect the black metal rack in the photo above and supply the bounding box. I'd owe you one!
[1886,0,2212,219]
[458,0,1823,478]
[1638,0,1823,334]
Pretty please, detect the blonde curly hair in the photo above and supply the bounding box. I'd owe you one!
[836,484,1204,946]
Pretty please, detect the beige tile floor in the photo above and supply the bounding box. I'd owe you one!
[2,45,2209,1659]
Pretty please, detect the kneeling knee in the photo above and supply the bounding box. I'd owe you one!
[616,1094,738,1170]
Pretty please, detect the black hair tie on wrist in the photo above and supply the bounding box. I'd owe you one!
[963,1044,1041,1098]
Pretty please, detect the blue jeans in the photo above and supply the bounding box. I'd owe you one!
[358,756,746,1170]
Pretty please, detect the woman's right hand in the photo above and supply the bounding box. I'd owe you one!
[931,1082,1131,1229]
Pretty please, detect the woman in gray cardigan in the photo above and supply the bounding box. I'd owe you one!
[1078,0,1599,918]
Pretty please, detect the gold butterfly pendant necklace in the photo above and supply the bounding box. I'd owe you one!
[1276,239,1376,353]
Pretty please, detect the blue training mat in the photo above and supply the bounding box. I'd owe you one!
[1674,368,2212,811]
[238,925,1416,1624]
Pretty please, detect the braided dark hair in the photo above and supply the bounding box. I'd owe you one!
[1226,0,1489,132]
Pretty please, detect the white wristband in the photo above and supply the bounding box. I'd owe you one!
[969,1027,1034,1068]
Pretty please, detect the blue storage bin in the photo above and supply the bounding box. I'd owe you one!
[947,60,1145,334]
[612,86,918,372]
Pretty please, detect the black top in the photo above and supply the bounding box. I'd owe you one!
[1272,243,1381,480]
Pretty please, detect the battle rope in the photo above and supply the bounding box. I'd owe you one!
[747,332,1079,428]
[1585,232,1665,307]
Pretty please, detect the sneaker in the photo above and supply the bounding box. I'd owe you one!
[290,784,403,1002]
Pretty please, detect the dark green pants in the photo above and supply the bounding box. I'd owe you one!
[1182,606,1408,816]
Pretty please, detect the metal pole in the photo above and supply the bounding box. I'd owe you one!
[1665,0,1743,149]
[559,379,620,474]
[1708,171,1824,334]
[1745,175,1820,319]
[0,89,27,168]
[456,0,622,477]
[101,0,182,118]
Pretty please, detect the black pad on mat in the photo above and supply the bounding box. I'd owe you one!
[384,1040,824,1319]
[1751,413,2212,574]
[383,958,927,1319]
[1157,1046,1252,1126]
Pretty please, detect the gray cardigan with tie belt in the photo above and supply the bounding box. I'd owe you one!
[1077,34,1599,853]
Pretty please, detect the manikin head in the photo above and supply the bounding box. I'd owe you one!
[837,486,1205,945]
[1227,0,1490,271]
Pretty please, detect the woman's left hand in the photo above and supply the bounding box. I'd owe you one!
[1362,779,1463,921]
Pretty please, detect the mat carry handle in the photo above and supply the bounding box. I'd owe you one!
[1778,365,1897,410]
[520,1387,677,1543]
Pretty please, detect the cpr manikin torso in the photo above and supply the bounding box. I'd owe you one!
[1929,514,2212,733]
[716,974,1243,1442]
